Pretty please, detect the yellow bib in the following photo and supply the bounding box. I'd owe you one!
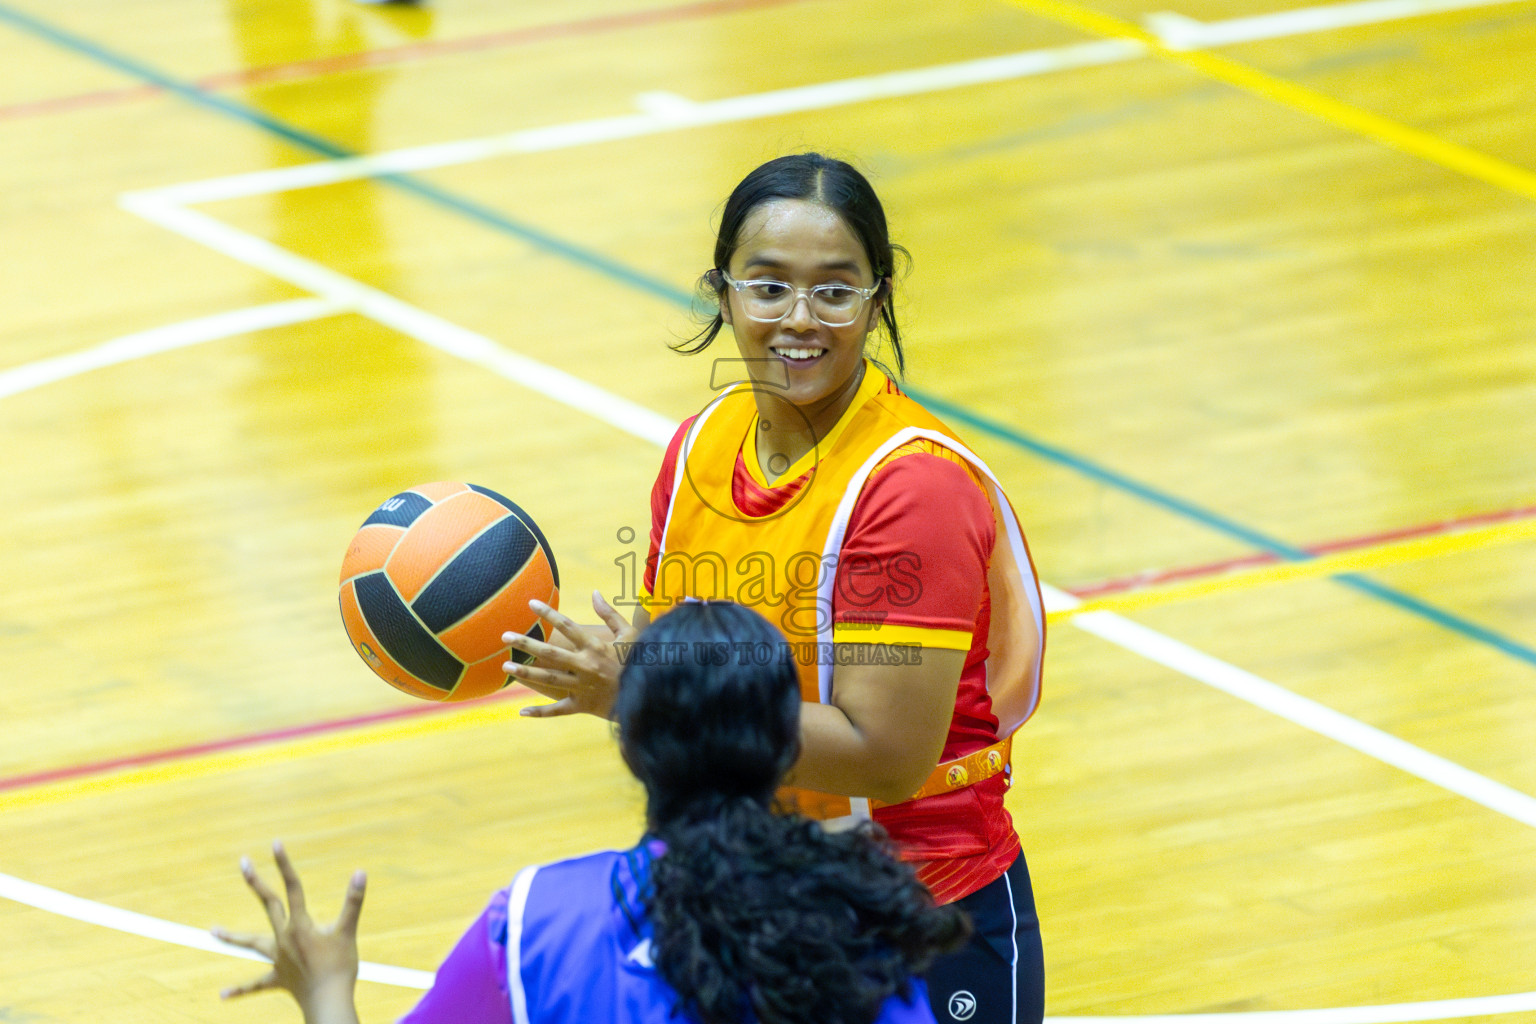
[650,363,1044,820]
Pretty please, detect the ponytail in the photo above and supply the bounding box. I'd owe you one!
[648,803,969,1024]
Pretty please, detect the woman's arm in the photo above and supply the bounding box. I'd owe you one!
[511,611,963,804]
[790,450,993,803]
[790,649,965,804]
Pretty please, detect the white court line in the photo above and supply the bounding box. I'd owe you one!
[1146,0,1531,50]
[135,39,1141,206]
[0,298,344,400]
[1040,587,1536,827]
[119,192,678,447]
[0,871,434,989]
[125,0,1528,208]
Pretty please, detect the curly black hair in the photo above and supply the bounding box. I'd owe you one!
[614,602,970,1024]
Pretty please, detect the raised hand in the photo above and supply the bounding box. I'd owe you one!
[213,842,365,1024]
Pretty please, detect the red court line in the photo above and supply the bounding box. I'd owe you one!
[13,503,1531,798]
[0,83,163,121]
[1068,503,1536,600]
[0,685,530,795]
[0,0,810,123]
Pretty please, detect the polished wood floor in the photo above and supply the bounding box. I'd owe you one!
[2,0,1534,1021]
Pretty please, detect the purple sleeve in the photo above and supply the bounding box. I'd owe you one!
[396,888,514,1024]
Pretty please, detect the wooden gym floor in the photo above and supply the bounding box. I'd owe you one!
[1,0,1534,1021]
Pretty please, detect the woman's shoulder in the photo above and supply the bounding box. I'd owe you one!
[868,436,986,489]
[857,441,991,523]
[657,414,701,475]
[663,415,698,462]
[841,443,995,569]
[528,844,659,906]
[529,847,632,884]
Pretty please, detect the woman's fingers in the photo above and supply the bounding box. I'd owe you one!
[210,927,275,961]
[519,697,578,718]
[502,661,577,691]
[220,970,279,1000]
[528,600,592,650]
[270,842,308,921]
[336,871,367,936]
[240,856,287,930]
[502,628,563,663]
[591,591,633,638]
[504,598,623,720]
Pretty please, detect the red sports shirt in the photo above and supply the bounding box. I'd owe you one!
[641,395,1020,904]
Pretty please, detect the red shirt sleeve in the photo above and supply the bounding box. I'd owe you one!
[833,451,994,643]
[641,416,695,597]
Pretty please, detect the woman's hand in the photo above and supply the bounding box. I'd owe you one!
[212,842,365,1024]
[503,591,638,720]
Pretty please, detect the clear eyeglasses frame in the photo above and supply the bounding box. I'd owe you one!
[717,272,881,328]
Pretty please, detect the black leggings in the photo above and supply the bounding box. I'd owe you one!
[923,853,1045,1024]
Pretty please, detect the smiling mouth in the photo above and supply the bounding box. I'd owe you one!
[771,346,827,362]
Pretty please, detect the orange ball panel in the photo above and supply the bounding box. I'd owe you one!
[339,523,403,584]
[436,549,558,663]
[339,580,456,702]
[453,656,514,702]
[386,492,506,602]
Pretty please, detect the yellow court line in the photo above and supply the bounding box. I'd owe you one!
[1050,514,1536,621]
[1003,0,1536,202]
[11,515,1532,807]
[0,696,542,812]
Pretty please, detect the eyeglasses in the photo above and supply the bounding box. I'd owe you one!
[718,273,880,328]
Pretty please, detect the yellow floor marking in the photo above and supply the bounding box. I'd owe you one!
[1003,0,1536,202]
[0,695,539,812]
[1050,515,1536,621]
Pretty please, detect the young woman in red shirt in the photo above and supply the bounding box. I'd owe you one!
[506,153,1048,1024]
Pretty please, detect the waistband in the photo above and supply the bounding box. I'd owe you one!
[870,736,1012,810]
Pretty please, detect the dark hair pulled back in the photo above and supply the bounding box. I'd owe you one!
[678,153,909,376]
[615,603,969,1024]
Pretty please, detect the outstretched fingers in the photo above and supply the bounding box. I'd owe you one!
[336,870,367,936]
[211,926,276,961]
[529,599,595,652]
[219,969,280,1001]
[270,841,309,922]
[505,595,628,720]
[518,696,578,718]
[590,591,635,639]
[240,855,288,931]
[218,843,367,1015]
